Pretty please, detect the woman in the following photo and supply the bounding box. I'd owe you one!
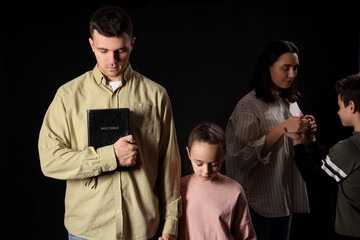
[225,39,309,240]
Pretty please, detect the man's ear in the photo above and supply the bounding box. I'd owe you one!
[131,37,136,48]
[89,37,95,52]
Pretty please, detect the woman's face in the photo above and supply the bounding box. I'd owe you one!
[269,52,299,90]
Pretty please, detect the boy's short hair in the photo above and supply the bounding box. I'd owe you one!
[90,6,133,38]
[187,122,226,153]
[335,73,360,112]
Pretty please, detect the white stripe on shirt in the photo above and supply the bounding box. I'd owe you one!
[321,155,347,182]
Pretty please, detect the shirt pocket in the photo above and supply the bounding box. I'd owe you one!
[129,102,156,135]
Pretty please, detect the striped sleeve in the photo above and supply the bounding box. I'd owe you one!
[320,139,357,182]
[321,155,348,182]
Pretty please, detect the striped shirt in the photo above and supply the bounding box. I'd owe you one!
[225,90,309,218]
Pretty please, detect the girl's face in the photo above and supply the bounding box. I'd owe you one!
[269,52,299,90]
[187,141,224,182]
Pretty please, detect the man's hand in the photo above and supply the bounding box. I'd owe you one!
[158,233,176,240]
[113,135,138,167]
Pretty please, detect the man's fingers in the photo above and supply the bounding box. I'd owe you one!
[121,134,136,144]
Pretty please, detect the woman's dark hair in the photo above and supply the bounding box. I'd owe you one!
[335,73,360,112]
[89,6,133,38]
[250,39,302,103]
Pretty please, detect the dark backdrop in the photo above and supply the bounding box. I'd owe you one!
[1,1,359,239]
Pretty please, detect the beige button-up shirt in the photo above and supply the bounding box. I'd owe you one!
[38,64,181,239]
[225,90,309,218]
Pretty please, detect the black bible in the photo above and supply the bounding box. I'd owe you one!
[87,108,130,149]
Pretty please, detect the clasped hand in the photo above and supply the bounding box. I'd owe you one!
[284,115,317,145]
[113,135,138,167]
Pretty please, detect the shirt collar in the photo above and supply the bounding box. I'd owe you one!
[92,63,134,85]
[353,131,360,137]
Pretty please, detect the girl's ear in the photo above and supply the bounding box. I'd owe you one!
[186,146,191,159]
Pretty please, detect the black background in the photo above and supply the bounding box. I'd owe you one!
[1,1,359,239]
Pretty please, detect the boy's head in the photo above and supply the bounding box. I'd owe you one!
[187,122,226,182]
[335,73,360,127]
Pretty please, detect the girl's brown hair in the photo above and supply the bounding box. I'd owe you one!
[187,122,226,154]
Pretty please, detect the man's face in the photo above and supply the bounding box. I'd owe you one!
[89,30,135,82]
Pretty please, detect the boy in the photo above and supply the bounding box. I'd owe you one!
[285,73,360,239]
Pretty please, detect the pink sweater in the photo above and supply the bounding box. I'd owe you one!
[178,174,256,240]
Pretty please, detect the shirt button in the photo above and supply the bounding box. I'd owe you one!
[116,189,120,193]
[116,209,121,214]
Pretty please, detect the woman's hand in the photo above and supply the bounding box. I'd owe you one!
[283,115,309,133]
[285,115,317,145]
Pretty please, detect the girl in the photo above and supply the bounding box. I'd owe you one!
[178,122,256,240]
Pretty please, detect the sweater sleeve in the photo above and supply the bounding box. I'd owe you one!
[293,142,337,185]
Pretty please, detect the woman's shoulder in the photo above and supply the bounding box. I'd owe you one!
[239,89,256,102]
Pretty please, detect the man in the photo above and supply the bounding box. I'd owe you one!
[38,6,181,240]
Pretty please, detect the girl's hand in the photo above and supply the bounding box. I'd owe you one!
[158,233,176,240]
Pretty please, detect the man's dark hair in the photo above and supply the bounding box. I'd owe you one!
[335,73,360,112]
[90,6,133,38]
[250,39,302,103]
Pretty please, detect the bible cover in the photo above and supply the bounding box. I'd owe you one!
[87,108,130,149]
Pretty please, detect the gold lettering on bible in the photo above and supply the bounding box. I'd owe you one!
[100,126,119,130]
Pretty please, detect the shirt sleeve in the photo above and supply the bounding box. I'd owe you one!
[38,89,118,180]
[232,186,257,240]
[293,142,336,185]
[156,92,182,236]
[321,140,355,182]
[225,103,270,172]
